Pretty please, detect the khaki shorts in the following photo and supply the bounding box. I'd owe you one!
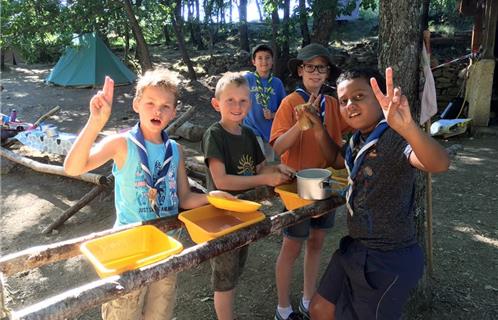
[210,246,249,291]
[101,273,177,320]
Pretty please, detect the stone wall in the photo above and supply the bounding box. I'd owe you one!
[432,61,468,112]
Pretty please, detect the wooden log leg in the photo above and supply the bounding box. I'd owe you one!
[0,272,9,318]
[165,106,196,135]
[42,184,108,234]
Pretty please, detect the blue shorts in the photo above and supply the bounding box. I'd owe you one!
[317,236,424,320]
[283,210,335,240]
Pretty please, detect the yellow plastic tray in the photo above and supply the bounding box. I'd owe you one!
[274,183,315,211]
[206,195,262,212]
[80,225,183,278]
[327,167,349,180]
[179,205,265,244]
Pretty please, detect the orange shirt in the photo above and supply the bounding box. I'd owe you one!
[269,92,350,170]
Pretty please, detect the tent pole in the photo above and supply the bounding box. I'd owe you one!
[425,121,434,276]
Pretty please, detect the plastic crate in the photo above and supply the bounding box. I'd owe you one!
[274,183,315,211]
[179,205,265,244]
[80,225,183,278]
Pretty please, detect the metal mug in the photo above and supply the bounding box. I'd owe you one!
[296,168,343,200]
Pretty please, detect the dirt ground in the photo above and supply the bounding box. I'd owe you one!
[1,65,497,320]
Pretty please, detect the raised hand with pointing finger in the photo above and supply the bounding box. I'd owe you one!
[89,76,114,127]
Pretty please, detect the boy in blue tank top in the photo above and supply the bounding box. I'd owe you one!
[64,68,232,320]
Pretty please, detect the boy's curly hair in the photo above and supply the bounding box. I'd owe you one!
[135,68,179,103]
[215,72,249,99]
[336,68,386,94]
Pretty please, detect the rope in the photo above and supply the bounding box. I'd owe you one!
[431,53,474,71]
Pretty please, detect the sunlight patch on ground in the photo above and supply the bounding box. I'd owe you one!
[454,225,498,248]
[458,154,485,165]
[14,67,48,76]
[12,92,29,98]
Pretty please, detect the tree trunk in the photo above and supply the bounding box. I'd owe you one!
[256,0,264,22]
[229,0,233,24]
[311,0,337,46]
[124,25,130,63]
[298,0,311,47]
[171,0,197,81]
[378,0,431,305]
[239,0,250,52]
[220,1,225,25]
[0,51,5,71]
[421,0,431,31]
[270,7,283,78]
[163,24,171,45]
[122,0,153,73]
[280,0,291,76]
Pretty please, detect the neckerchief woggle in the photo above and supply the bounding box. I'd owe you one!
[295,88,326,124]
[344,119,388,216]
[253,71,273,111]
[128,123,173,216]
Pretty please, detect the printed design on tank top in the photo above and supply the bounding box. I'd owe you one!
[134,159,178,216]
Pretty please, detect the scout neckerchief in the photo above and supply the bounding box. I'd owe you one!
[253,71,273,112]
[128,123,173,216]
[295,87,326,124]
[344,119,388,216]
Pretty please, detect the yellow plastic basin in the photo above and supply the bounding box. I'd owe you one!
[179,205,265,244]
[80,225,183,278]
[274,183,315,211]
[207,195,262,212]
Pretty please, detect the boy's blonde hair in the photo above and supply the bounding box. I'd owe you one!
[135,68,179,103]
[215,72,249,99]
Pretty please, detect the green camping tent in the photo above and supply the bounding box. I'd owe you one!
[46,33,136,87]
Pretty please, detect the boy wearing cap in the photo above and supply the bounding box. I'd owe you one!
[270,43,351,320]
[244,44,286,162]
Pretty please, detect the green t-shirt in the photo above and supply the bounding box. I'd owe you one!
[202,122,265,193]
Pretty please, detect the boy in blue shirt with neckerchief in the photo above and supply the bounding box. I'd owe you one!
[244,44,286,162]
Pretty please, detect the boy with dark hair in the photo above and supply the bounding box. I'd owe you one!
[270,43,351,320]
[202,71,294,320]
[244,44,286,162]
[310,67,449,320]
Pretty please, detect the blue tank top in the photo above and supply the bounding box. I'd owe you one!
[112,136,180,227]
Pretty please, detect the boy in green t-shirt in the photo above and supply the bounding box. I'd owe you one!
[202,72,295,320]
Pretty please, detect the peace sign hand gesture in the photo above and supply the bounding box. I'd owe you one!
[89,76,114,127]
[370,67,414,134]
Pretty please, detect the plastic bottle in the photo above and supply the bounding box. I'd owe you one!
[9,109,17,122]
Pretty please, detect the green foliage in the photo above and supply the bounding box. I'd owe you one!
[429,0,462,24]
[360,0,378,12]
[1,0,66,63]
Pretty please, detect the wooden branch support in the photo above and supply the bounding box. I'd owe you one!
[9,194,344,319]
[0,147,108,185]
[1,138,18,149]
[42,175,114,234]
[0,216,182,277]
[165,105,197,135]
[187,177,207,193]
[0,273,7,318]
[32,106,61,129]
